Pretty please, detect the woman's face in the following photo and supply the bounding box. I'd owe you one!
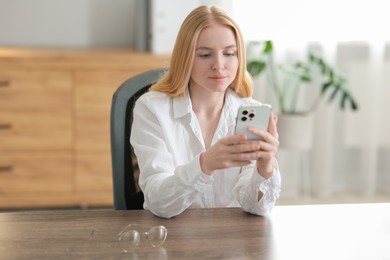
[189,23,239,95]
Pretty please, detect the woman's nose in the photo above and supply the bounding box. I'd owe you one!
[212,55,224,71]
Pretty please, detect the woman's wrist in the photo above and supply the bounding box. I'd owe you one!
[256,161,274,179]
[200,152,214,175]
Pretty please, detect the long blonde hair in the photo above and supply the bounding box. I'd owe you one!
[150,5,253,97]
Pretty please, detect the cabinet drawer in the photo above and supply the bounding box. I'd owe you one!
[0,152,72,193]
[0,112,72,151]
[75,153,112,191]
[0,70,72,151]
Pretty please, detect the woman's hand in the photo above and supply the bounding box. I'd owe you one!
[200,113,279,177]
[200,134,262,175]
[248,113,279,179]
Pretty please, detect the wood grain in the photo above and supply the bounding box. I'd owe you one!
[0,70,72,150]
[1,205,389,259]
[0,48,169,208]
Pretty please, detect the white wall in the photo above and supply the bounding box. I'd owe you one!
[0,0,232,50]
[0,0,136,47]
[150,0,232,54]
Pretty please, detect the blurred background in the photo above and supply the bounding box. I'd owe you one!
[0,0,389,210]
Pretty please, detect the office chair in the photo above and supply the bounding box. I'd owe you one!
[110,68,166,210]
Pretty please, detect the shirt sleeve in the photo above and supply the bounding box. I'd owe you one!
[130,97,213,218]
[232,160,281,216]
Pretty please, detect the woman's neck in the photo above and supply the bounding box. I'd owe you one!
[189,86,226,116]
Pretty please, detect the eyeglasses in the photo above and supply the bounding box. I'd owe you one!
[118,224,168,252]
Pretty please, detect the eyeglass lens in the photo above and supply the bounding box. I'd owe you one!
[118,224,167,252]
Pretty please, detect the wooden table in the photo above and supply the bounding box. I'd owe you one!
[0,203,389,259]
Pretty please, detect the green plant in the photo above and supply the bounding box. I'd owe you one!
[247,40,359,115]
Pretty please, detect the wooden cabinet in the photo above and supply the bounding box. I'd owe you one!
[0,48,169,208]
[73,70,135,193]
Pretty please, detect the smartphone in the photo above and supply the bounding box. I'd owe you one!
[235,104,272,140]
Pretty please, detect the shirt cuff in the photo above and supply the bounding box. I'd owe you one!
[186,154,214,192]
[258,168,278,194]
[257,169,281,210]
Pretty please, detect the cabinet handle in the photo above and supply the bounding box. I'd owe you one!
[0,80,10,87]
[0,123,12,130]
[0,165,13,173]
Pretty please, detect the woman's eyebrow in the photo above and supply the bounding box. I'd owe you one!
[196,45,237,51]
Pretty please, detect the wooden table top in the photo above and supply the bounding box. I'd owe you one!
[0,203,389,259]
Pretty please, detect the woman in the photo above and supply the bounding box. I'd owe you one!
[130,5,281,218]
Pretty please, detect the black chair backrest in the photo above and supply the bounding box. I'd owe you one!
[110,68,166,209]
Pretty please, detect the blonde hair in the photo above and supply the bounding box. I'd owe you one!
[150,5,253,97]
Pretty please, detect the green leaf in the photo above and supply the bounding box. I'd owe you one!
[328,69,334,81]
[341,92,348,109]
[340,92,359,111]
[350,98,359,110]
[301,75,312,82]
[321,81,333,94]
[294,62,309,70]
[263,41,273,53]
[247,60,267,77]
[328,84,340,102]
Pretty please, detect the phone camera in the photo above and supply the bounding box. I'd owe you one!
[241,116,247,121]
[249,113,255,118]
[242,110,248,115]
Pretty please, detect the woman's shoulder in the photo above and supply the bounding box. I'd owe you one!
[136,91,171,108]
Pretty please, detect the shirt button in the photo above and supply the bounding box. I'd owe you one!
[192,183,203,191]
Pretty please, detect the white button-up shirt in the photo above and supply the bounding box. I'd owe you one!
[130,89,281,218]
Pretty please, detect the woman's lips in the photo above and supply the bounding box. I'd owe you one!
[209,75,227,81]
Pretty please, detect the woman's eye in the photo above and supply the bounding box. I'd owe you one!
[199,53,211,58]
[224,52,236,56]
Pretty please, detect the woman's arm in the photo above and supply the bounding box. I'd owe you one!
[233,113,281,215]
[130,96,212,218]
[233,161,281,216]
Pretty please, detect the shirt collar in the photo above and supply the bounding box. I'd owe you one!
[173,88,192,119]
[221,89,238,130]
[172,87,240,120]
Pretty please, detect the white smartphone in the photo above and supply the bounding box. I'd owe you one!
[235,104,272,140]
